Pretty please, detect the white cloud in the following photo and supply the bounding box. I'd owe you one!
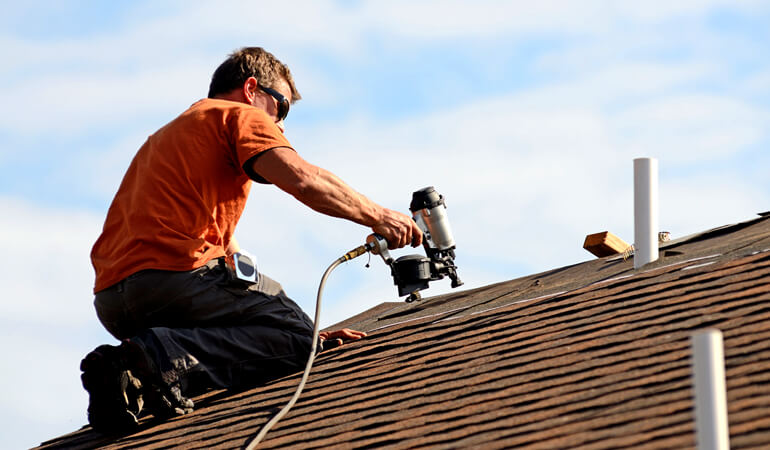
[538,61,718,101]
[611,94,769,164]
[0,197,114,448]
[615,0,765,22]
[358,0,765,40]
[0,330,89,423]
[0,333,91,449]
[359,0,597,38]
[742,67,770,96]
[3,0,768,137]
[0,197,102,324]
[661,174,766,234]
[0,62,210,135]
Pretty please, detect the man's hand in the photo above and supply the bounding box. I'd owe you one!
[372,208,423,249]
[320,328,367,341]
[319,328,367,350]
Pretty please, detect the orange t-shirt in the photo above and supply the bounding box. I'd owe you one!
[91,98,292,292]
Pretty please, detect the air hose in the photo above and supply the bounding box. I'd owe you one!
[245,243,372,449]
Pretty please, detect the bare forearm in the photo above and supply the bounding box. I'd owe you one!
[252,148,380,225]
[292,165,382,226]
[252,147,422,248]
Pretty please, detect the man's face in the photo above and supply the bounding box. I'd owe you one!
[251,78,292,133]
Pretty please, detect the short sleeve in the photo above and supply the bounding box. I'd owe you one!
[230,106,293,172]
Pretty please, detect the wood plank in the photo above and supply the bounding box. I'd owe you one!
[583,231,631,257]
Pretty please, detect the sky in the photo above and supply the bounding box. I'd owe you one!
[1,0,769,448]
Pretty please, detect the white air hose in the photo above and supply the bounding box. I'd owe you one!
[245,244,371,449]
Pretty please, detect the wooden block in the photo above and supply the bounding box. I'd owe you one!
[583,231,631,258]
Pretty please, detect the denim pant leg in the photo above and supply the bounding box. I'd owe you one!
[94,259,315,394]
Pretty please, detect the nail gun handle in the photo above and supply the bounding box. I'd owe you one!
[366,234,393,265]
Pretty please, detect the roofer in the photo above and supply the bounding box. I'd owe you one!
[81,46,422,432]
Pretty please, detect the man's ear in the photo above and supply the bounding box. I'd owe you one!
[242,77,259,104]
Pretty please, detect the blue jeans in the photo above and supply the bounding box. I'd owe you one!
[93,258,315,395]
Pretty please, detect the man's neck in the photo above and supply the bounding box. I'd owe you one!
[212,90,248,104]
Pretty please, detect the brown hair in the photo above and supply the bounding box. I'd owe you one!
[207,47,301,102]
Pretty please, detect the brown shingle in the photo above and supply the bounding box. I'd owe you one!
[38,215,770,449]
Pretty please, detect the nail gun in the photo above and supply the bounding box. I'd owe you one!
[367,186,463,302]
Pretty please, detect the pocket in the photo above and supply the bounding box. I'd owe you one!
[124,269,198,319]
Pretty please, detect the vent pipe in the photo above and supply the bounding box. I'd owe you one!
[692,329,730,450]
[633,157,659,269]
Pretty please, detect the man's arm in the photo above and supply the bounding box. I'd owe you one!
[251,147,422,249]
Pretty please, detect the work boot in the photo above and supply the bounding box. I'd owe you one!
[120,338,194,419]
[80,345,144,433]
[143,383,195,419]
[81,340,194,433]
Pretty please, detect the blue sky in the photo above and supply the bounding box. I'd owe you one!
[1,1,769,448]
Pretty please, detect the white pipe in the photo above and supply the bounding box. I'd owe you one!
[692,329,730,450]
[633,157,659,269]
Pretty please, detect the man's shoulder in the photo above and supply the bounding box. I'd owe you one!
[155,99,264,134]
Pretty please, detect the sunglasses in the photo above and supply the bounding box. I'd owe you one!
[259,85,290,122]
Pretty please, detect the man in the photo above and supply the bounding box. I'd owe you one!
[82,47,422,432]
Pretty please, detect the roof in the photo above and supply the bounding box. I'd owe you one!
[39,214,770,449]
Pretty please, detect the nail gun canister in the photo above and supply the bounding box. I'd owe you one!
[410,186,456,251]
